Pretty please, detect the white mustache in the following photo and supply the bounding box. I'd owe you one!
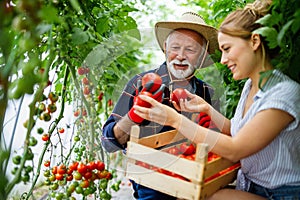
[169,59,192,67]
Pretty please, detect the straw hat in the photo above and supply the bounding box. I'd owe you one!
[155,12,219,55]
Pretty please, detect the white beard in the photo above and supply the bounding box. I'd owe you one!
[167,59,196,79]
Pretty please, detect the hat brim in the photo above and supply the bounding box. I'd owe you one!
[155,22,219,56]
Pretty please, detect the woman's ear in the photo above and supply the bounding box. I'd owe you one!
[251,33,261,51]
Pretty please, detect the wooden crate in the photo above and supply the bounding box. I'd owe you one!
[125,125,240,200]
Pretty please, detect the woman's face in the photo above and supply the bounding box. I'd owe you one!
[165,29,205,79]
[218,32,258,80]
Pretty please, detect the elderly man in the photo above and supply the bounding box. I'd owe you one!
[101,12,218,200]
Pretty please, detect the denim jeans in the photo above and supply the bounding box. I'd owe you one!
[249,182,300,200]
[130,180,176,200]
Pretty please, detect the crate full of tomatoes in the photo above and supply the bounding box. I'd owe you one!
[125,126,240,200]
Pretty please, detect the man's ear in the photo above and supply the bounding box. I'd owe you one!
[251,33,261,51]
[163,41,167,52]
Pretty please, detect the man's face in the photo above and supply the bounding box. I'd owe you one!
[165,29,205,79]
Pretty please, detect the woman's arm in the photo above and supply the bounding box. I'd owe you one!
[173,90,231,135]
[134,95,294,162]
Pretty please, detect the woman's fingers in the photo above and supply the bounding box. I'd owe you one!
[172,100,181,111]
[138,94,157,106]
[185,89,196,98]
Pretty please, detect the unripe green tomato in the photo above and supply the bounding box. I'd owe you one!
[22,174,30,182]
[75,186,83,194]
[42,112,51,122]
[50,182,59,190]
[55,192,64,200]
[21,61,35,76]
[25,166,33,173]
[74,135,80,142]
[37,127,44,134]
[99,179,108,190]
[43,170,50,177]
[44,179,51,186]
[48,174,56,182]
[11,167,19,175]
[12,155,21,165]
[29,137,38,146]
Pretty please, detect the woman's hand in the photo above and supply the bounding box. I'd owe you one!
[133,95,181,129]
[174,89,210,114]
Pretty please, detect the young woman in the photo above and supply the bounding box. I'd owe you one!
[133,0,300,199]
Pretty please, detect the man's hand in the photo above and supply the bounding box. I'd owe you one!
[128,73,165,124]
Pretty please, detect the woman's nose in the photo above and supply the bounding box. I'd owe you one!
[220,53,228,65]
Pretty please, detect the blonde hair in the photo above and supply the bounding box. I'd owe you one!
[219,0,272,39]
[219,0,279,62]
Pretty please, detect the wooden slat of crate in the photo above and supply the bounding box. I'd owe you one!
[204,157,238,178]
[201,167,239,199]
[131,129,185,149]
[126,162,202,200]
[126,141,204,182]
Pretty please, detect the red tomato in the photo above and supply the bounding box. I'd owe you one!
[69,161,79,171]
[184,155,195,161]
[41,133,49,142]
[83,171,93,180]
[44,160,50,167]
[77,67,86,75]
[171,88,188,106]
[86,161,96,171]
[52,166,57,174]
[57,164,67,174]
[95,161,105,171]
[98,92,104,101]
[142,73,162,92]
[80,179,90,188]
[97,170,109,179]
[66,174,73,181]
[55,173,64,181]
[82,77,89,85]
[166,147,180,155]
[73,110,80,117]
[136,161,150,169]
[134,91,152,107]
[83,86,90,95]
[77,163,87,174]
[58,128,64,134]
[180,142,196,156]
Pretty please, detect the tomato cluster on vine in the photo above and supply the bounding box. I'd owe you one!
[43,160,113,199]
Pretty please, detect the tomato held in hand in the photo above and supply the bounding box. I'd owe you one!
[134,91,152,108]
[142,72,162,92]
[171,88,188,106]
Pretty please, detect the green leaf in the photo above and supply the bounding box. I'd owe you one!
[36,24,52,35]
[255,13,281,27]
[69,0,82,13]
[277,20,293,46]
[292,10,300,34]
[72,28,89,45]
[253,27,278,49]
[38,5,61,23]
[96,17,110,35]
